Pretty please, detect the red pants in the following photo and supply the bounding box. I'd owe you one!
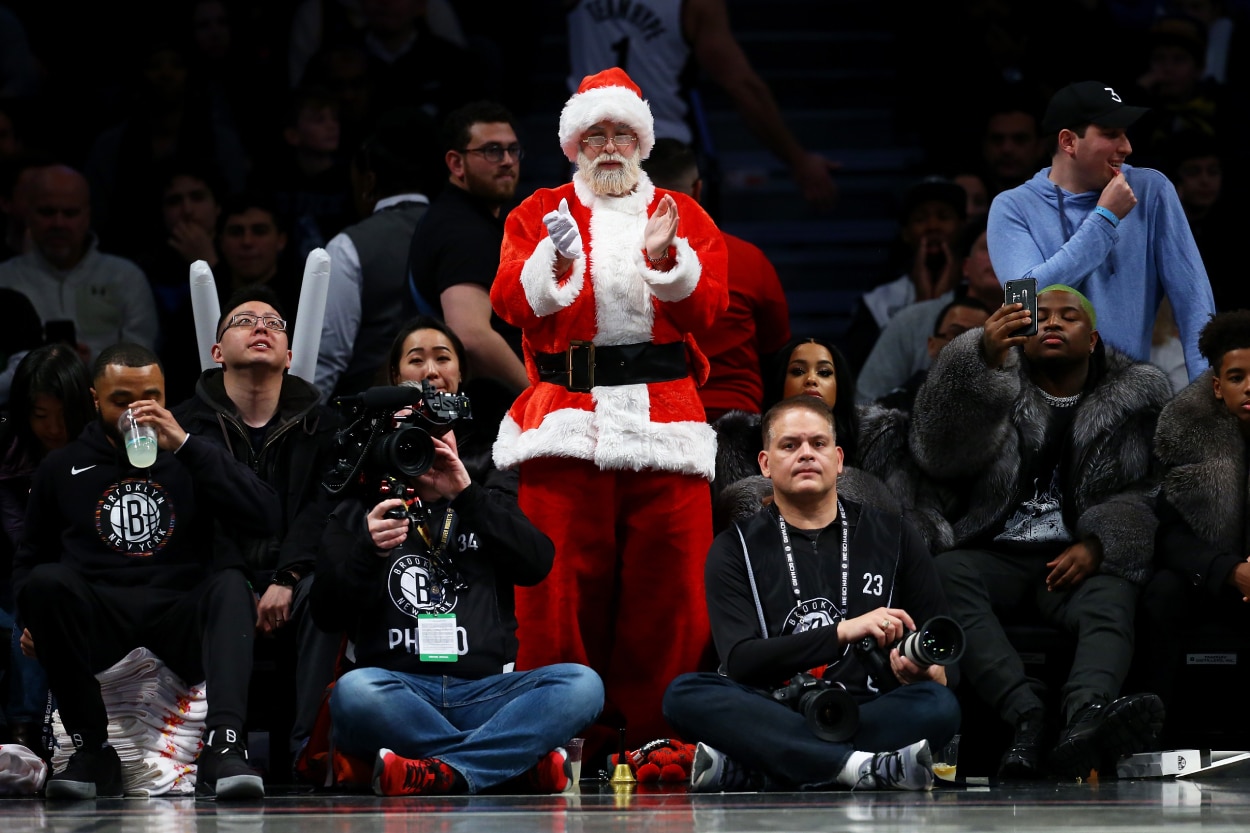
[516,457,713,748]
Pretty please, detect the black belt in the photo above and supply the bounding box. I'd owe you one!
[535,341,687,392]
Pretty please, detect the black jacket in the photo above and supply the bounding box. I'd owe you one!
[173,369,339,582]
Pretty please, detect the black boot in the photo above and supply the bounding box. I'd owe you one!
[998,708,1049,781]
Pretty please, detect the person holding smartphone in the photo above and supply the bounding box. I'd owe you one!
[907,285,1173,781]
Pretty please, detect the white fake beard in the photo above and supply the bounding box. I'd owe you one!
[577,149,641,197]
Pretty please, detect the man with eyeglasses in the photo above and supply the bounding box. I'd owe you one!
[407,100,528,392]
[490,68,729,757]
[174,285,342,779]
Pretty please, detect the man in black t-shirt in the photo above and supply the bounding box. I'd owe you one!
[407,101,527,392]
[663,397,959,792]
[910,286,1172,780]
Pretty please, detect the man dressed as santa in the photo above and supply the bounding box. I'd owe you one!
[491,67,728,754]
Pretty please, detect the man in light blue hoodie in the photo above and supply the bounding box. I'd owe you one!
[987,81,1215,382]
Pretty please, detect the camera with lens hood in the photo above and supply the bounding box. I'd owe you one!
[323,381,472,496]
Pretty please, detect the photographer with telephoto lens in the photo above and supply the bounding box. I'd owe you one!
[310,381,604,797]
[664,397,960,793]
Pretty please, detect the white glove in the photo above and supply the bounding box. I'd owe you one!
[543,198,583,260]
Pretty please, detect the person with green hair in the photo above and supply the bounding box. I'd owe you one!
[907,284,1174,781]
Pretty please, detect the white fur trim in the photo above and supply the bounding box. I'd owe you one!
[593,385,717,477]
[520,235,585,317]
[587,196,655,345]
[638,235,701,303]
[492,397,717,479]
[493,409,598,471]
[559,86,655,162]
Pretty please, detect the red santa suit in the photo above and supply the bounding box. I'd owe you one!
[490,69,729,748]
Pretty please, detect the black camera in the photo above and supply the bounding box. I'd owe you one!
[854,615,966,693]
[324,382,472,495]
[771,671,859,742]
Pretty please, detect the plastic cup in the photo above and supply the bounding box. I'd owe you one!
[565,737,584,789]
[118,409,158,468]
[933,733,960,782]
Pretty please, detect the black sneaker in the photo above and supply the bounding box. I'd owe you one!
[195,729,265,799]
[45,745,123,800]
[998,709,1049,781]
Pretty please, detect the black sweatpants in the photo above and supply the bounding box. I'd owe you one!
[18,563,255,747]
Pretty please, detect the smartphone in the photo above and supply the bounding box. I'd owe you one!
[44,319,77,347]
[1003,278,1038,337]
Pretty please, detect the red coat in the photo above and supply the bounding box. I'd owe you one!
[490,173,729,478]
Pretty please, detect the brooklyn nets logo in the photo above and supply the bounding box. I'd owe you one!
[95,479,174,556]
[784,597,840,634]
[389,552,458,617]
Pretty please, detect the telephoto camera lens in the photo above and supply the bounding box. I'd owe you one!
[896,615,966,667]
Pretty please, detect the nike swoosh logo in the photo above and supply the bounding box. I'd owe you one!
[71,465,97,475]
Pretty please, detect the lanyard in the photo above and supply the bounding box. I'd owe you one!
[777,500,849,617]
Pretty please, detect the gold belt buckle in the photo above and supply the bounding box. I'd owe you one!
[566,340,595,392]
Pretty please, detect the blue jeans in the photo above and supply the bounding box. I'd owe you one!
[330,663,604,793]
[664,672,960,789]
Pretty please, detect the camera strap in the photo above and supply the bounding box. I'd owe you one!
[777,500,848,617]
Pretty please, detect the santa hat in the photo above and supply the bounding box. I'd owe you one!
[559,68,655,162]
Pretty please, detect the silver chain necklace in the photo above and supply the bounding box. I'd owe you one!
[1038,388,1082,408]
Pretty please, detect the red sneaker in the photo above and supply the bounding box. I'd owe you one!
[372,749,462,796]
[526,747,572,793]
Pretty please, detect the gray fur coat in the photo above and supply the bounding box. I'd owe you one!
[904,329,1172,585]
[1155,370,1250,556]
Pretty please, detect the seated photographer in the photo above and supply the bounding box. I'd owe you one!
[14,343,281,800]
[1141,311,1250,731]
[309,387,604,796]
[913,286,1172,780]
[663,397,959,793]
[173,286,342,771]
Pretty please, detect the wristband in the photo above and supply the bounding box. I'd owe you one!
[645,248,670,266]
[1093,206,1119,228]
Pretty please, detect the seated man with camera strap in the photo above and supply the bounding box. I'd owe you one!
[663,397,960,792]
[309,385,604,796]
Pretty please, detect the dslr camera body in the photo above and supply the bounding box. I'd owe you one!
[324,381,472,496]
[771,670,859,742]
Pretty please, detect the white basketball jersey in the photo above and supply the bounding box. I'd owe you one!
[567,0,695,143]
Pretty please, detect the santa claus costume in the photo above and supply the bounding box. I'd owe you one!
[490,68,729,749]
